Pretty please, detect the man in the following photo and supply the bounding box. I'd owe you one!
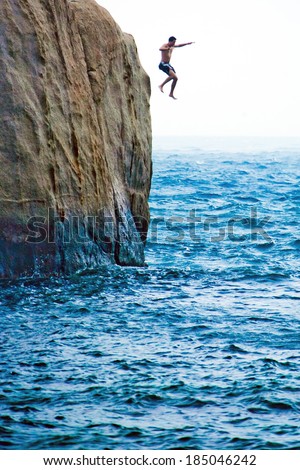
[159,36,194,99]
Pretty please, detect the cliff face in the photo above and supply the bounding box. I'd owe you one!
[0,0,152,278]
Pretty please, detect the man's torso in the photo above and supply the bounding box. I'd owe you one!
[161,44,174,63]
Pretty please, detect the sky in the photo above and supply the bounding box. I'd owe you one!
[96,0,300,137]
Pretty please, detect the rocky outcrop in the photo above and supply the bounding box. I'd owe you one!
[0,0,152,278]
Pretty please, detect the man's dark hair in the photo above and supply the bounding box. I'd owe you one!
[169,36,176,42]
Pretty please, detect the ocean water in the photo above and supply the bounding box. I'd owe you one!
[1,136,300,450]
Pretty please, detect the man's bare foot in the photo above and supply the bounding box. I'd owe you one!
[169,94,177,100]
[159,85,164,93]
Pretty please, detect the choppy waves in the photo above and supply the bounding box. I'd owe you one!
[0,140,300,449]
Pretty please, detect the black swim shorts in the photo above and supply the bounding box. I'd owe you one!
[159,62,176,75]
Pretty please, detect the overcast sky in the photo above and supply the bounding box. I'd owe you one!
[96,0,300,138]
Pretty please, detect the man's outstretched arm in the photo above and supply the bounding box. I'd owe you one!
[174,42,195,47]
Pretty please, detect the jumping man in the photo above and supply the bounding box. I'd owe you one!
[159,36,194,99]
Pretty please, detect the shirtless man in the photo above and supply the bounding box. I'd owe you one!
[159,36,194,99]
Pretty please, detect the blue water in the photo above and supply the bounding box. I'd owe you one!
[1,137,300,450]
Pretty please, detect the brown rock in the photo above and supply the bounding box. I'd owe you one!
[0,0,152,278]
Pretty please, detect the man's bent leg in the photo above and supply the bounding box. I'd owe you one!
[169,71,178,99]
[159,74,173,93]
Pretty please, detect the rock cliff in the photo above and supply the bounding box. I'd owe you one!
[0,0,152,278]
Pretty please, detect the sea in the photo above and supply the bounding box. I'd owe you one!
[0,136,300,450]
